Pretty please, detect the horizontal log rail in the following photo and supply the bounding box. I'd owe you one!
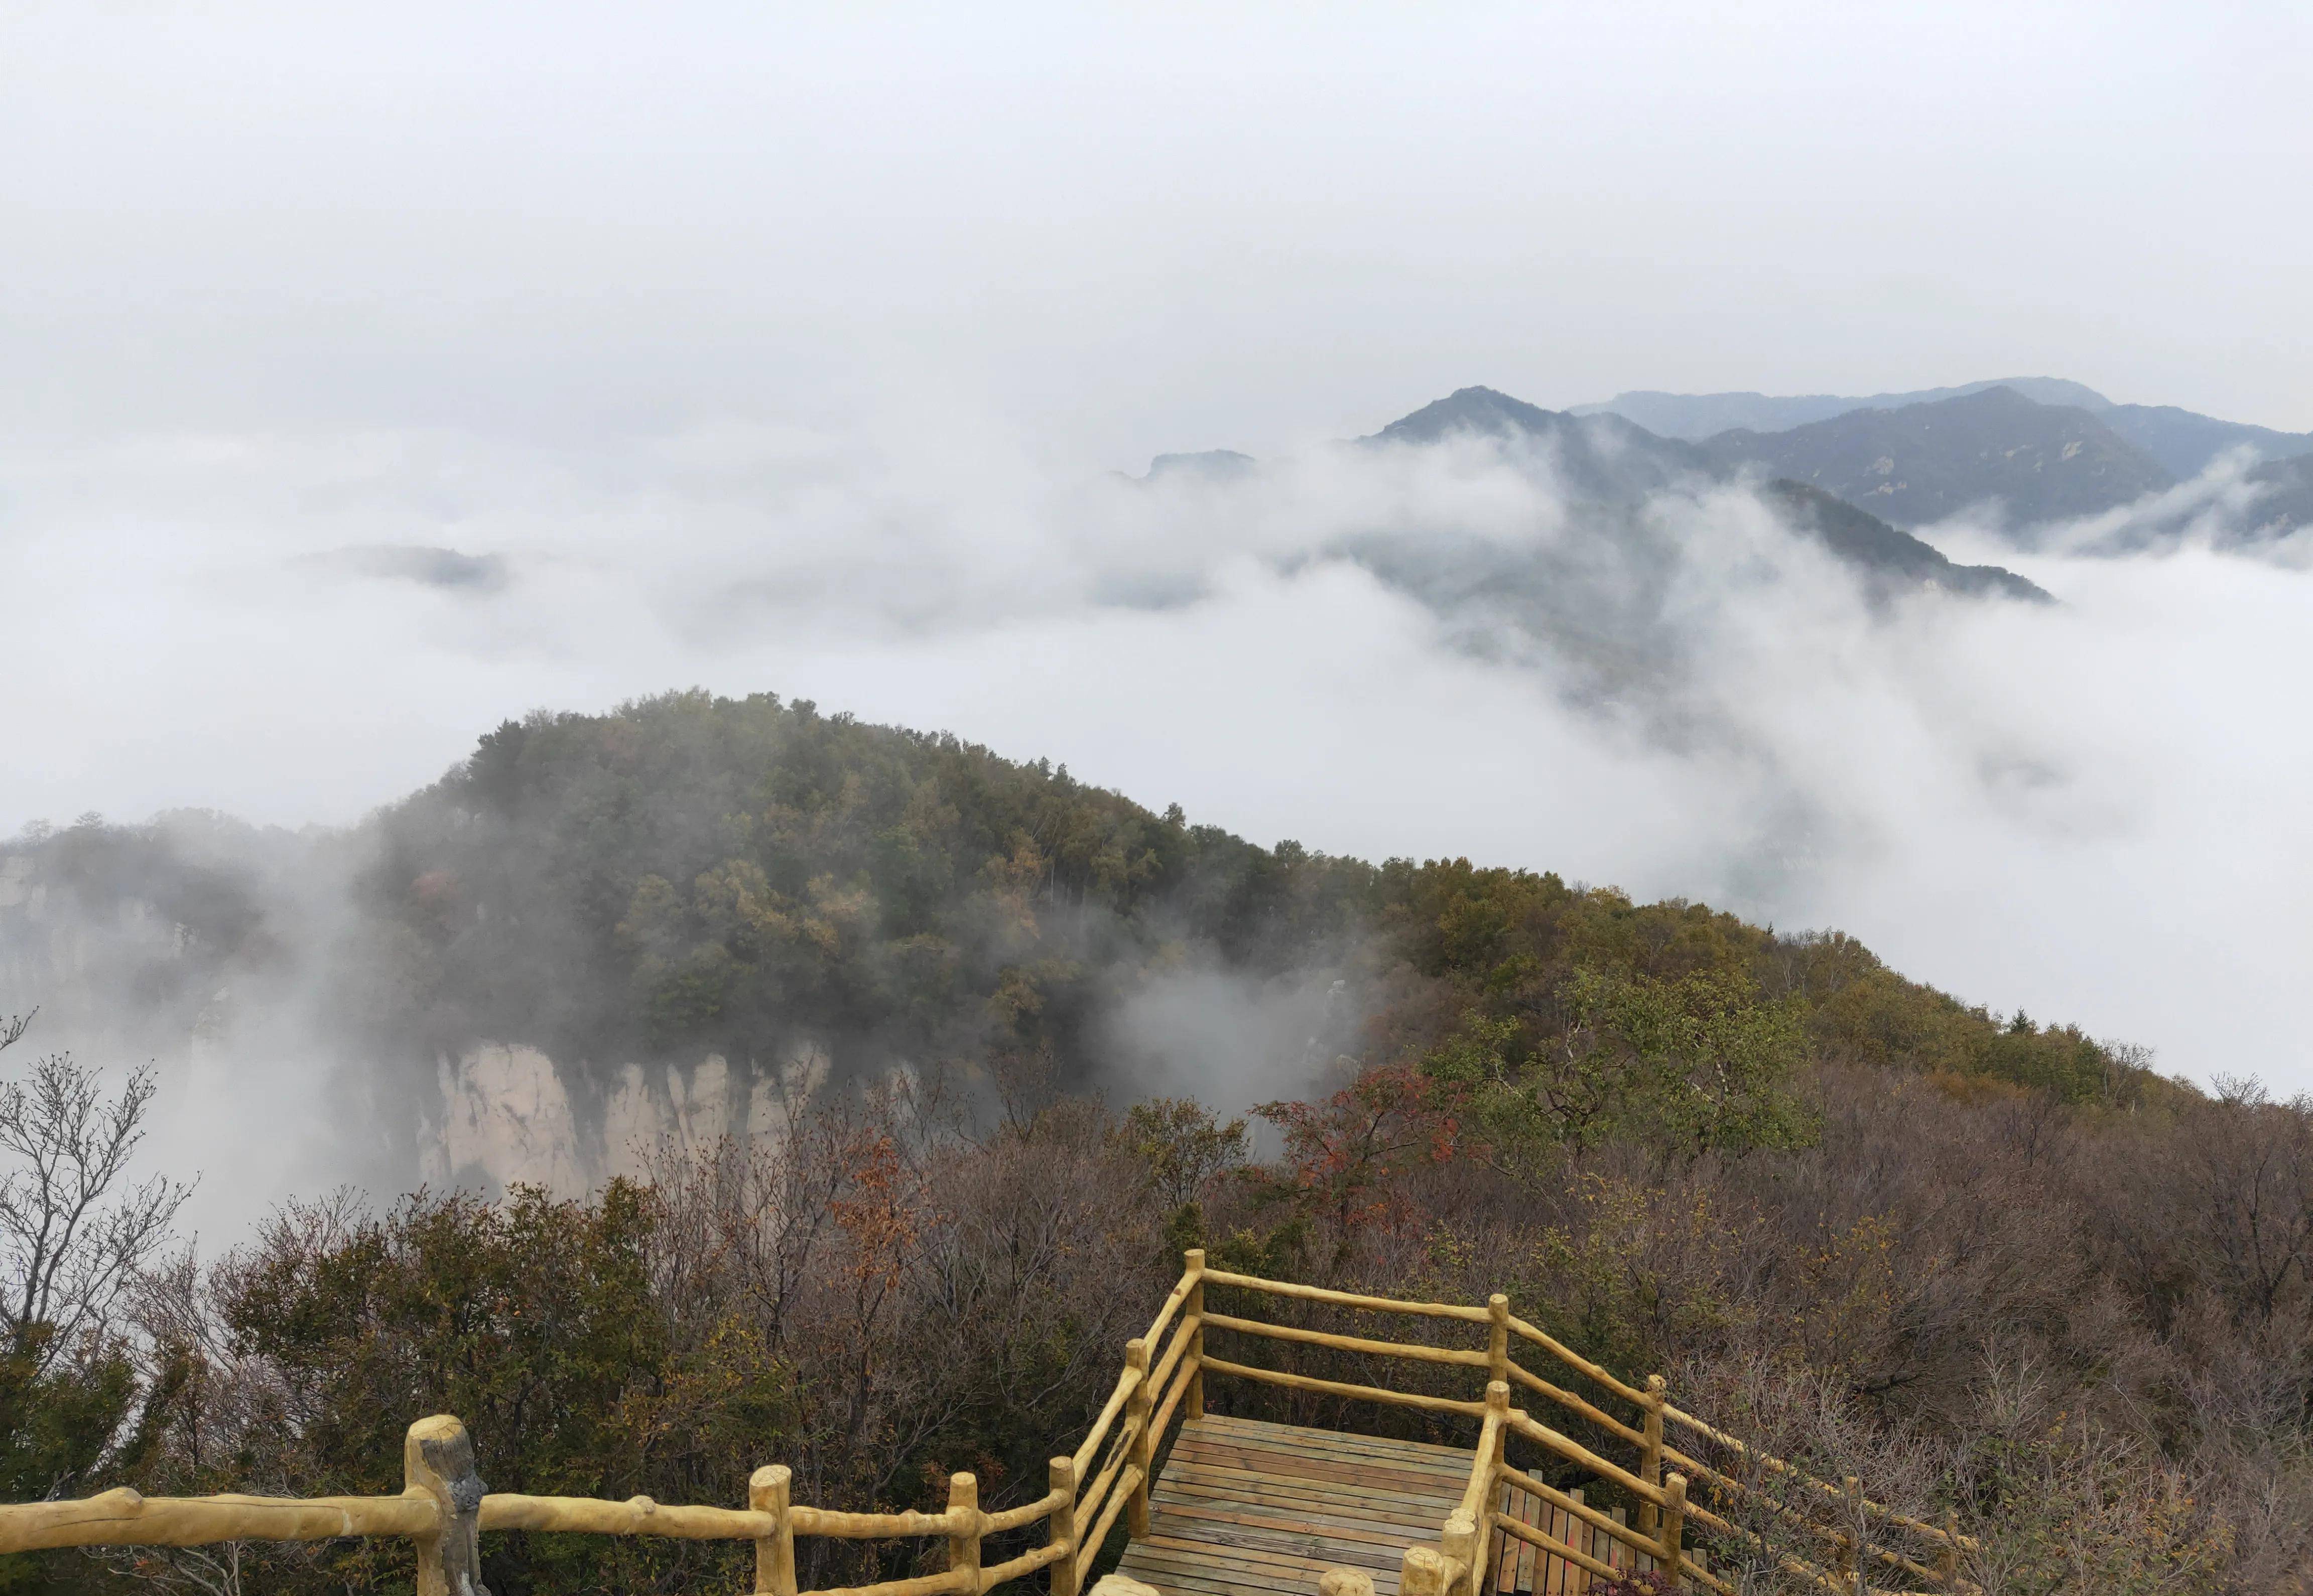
[1665,1407,1983,1553]
[1206,1266,1971,1546]
[1199,1309,1492,1369]
[0,1489,438,1551]
[1502,1404,1668,1507]
[1,1248,1975,1596]
[1200,1268,1495,1322]
[1507,1312,1651,1409]
[1503,1357,1648,1447]
[1496,1455,1667,1567]
[1665,1449,1960,1593]
[1199,1354,1488,1416]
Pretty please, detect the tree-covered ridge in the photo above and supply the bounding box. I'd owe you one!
[352,691,1374,1083]
[351,690,2145,1110]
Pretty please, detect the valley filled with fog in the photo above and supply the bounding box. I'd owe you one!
[6,381,2309,1237]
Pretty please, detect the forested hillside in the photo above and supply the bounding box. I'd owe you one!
[10,693,2299,1596]
[343,690,2126,1110]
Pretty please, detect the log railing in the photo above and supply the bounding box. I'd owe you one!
[1191,1264,1976,1596]
[0,1249,1207,1596]
[0,1250,1971,1595]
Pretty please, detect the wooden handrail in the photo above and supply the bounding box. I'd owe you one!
[1663,1409,1981,1553]
[1495,1456,1662,1567]
[1198,1355,1486,1416]
[481,1493,771,1538]
[0,1252,1972,1596]
[1202,1310,1491,1368]
[1503,1357,1647,1447]
[1502,1406,1668,1507]
[1668,1449,1965,1592]
[1069,1364,1142,1481]
[1506,1312,1651,1408]
[1147,1311,1201,1395]
[0,1488,438,1553]
[1070,1464,1141,1588]
[1200,1269,1495,1323]
[1145,1348,1197,1457]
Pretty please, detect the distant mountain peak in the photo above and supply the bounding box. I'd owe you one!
[1362,386,1715,503]
[1368,385,1568,444]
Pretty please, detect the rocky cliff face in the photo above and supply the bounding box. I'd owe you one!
[420,1040,831,1195]
[6,836,836,1209]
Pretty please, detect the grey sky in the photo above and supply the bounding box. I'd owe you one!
[4,1,2311,1101]
[5,1,2308,463]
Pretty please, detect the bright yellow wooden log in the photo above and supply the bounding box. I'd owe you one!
[0,1488,437,1553]
[1200,1310,1489,1368]
[1199,1355,1487,1416]
[752,1466,798,1596]
[1200,1270,1494,1323]
[1046,1456,1080,1596]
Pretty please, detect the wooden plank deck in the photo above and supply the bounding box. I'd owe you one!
[1113,1413,1475,1596]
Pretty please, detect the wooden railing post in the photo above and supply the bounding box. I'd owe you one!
[1441,1510,1479,1596]
[1399,1543,1449,1596]
[1636,1374,1666,1537]
[946,1473,981,1594]
[1658,1473,1687,1589]
[1936,1508,1960,1586]
[1485,1295,1509,1394]
[1486,1380,1510,1474]
[405,1415,489,1596]
[1048,1456,1079,1596]
[749,1466,797,1596]
[1123,1339,1152,1540]
[1184,1249,1207,1422]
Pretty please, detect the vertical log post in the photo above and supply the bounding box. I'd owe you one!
[946,1473,981,1595]
[750,1466,797,1596]
[1441,1510,1479,1596]
[1937,1509,1961,1586]
[1123,1338,1153,1540]
[1184,1249,1207,1422]
[1047,1456,1079,1596]
[1636,1374,1666,1538]
[1485,1380,1510,1475]
[405,1415,490,1596]
[1400,1544,1449,1596]
[1485,1295,1510,1395]
[1484,1374,1511,1591]
[1657,1473,1687,1590]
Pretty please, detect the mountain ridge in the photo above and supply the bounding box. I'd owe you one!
[1581,379,2313,478]
[1698,386,2174,529]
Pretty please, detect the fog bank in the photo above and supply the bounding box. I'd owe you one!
[6,416,2308,1136]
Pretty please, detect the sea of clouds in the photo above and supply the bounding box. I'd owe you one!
[6,412,2309,1139]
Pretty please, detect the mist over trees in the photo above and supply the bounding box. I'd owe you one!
[11,694,2296,1592]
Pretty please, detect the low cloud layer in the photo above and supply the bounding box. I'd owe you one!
[9,408,2310,1136]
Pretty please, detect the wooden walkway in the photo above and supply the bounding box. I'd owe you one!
[1114,1414,1473,1596]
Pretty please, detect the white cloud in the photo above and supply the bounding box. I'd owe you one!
[6,415,2308,1106]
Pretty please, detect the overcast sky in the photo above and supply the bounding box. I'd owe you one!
[5,1,2311,1099]
[5,1,2309,462]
